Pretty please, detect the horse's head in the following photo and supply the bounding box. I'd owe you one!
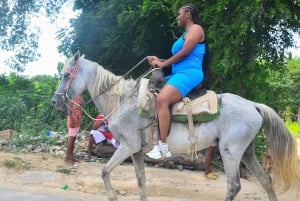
[51,51,88,111]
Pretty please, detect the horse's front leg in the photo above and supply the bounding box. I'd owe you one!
[131,150,148,201]
[102,144,131,201]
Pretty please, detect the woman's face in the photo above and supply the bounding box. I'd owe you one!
[177,8,188,27]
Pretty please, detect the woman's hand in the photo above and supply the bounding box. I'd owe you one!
[147,56,159,64]
[147,56,166,68]
[151,59,164,68]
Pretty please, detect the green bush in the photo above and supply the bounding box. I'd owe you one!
[286,121,300,138]
[254,131,267,162]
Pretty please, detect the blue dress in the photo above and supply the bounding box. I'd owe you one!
[166,34,205,97]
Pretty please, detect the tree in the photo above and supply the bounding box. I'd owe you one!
[286,58,300,122]
[57,0,300,106]
[0,0,67,72]
[57,0,177,77]
[187,0,300,102]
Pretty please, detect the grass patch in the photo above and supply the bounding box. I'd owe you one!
[56,166,71,174]
[41,156,48,161]
[3,160,16,168]
[2,158,31,170]
[286,121,300,138]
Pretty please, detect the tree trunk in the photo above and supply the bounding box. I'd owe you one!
[92,143,206,170]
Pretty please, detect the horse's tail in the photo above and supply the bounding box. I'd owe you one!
[255,103,300,193]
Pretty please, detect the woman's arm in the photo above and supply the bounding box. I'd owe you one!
[152,24,204,68]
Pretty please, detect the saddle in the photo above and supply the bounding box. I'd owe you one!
[137,75,219,122]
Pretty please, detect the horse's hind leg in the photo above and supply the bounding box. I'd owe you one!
[131,150,148,201]
[102,145,132,201]
[219,144,242,201]
[242,142,278,201]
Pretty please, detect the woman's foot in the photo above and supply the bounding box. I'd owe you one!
[146,143,171,160]
[146,145,160,157]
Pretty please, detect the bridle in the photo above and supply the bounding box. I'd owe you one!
[55,60,80,105]
[64,61,80,92]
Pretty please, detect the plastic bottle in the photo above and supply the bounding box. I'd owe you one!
[62,184,69,190]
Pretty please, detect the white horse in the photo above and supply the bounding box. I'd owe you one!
[51,52,300,201]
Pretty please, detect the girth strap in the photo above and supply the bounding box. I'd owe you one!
[183,97,198,160]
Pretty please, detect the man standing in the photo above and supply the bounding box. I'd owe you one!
[65,95,83,164]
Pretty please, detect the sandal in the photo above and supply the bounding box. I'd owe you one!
[210,171,219,177]
[205,172,219,180]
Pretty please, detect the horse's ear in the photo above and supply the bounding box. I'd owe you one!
[74,50,80,62]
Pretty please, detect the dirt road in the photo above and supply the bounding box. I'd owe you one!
[0,139,299,201]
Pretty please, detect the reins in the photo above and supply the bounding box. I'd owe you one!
[83,56,149,107]
[67,56,152,122]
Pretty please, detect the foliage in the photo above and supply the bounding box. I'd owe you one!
[0,0,67,71]
[2,0,300,108]
[0,73,65,142]
[285,58,300,113]
[264,57,300,115]
[286,121,300,138]
[58,0,177,77]
[2,160,16,169]
[2,157,31,170]
[195,0,299,102]
[56,166,72,174]
[56,0,300,106]
[254,131,267,162]
[0,72,100,147]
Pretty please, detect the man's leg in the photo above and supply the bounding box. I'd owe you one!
[205,145,218,179]
[65,136,76,164]
[86,135,96,161]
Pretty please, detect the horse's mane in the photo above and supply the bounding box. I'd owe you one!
[88,61,137,112]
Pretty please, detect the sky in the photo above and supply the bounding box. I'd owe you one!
[0,1,78,77]
[0,4,299,77]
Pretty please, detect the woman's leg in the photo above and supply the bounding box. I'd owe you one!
[156,85,182,143]
[147,85,182,159]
